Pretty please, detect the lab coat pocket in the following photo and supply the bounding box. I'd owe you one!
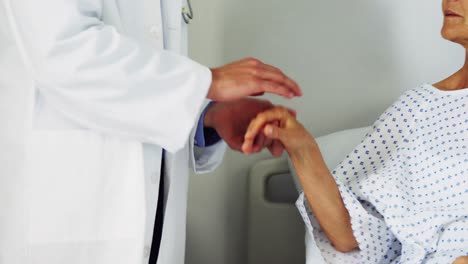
[25,130,146,244]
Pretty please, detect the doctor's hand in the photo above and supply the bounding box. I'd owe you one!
[204,98,286,156]
[207,58,302,102]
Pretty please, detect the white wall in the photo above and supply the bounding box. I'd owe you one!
[186,1,463,264]
[185,1,230,263]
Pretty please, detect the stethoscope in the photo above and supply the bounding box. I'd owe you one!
[182,0,194,24]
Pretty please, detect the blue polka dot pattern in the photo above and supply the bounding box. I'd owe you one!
[296,84,468,263]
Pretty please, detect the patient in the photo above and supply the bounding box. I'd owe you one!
[242,0,467,263]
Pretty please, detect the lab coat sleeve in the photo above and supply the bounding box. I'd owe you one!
[189,101,227,174]
[2,0,211,153]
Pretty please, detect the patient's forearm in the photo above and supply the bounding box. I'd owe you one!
[290,145,358,253]
[453,256,468,264]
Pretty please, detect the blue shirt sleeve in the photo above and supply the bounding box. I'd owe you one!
[194,102,221,147]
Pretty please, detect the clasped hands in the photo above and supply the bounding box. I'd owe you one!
[204,57,304,156]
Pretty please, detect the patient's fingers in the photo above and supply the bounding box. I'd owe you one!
[263,137,273,152]
[268,139,285,157]
[263,123,291,146]
[288,108,297,118]
[252,133,266,153]
[246,107,290,139]
[242,107,291,154]
[262,120,277,153]
[265,120,279,156]
[250,126,276,153]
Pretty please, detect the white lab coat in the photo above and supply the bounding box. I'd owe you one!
[0,0,226,263]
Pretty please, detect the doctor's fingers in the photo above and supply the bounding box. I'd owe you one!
[224,58,302,97]
[225,137,244,152]
[236,60,301,98]
[210,77,297,101]
[253,80,292,99]
[218,71,298,100]
[256,64,302,97]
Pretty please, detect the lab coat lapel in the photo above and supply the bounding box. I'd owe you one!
[101,0,125,32]
[102,2,189,264]
[156,145,190,264]
[161,0,183,52]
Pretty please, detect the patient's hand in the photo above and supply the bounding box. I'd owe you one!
[204,98,287,156]
[244,107,359,252]
[242,106,316,157]
[453,256,468,264]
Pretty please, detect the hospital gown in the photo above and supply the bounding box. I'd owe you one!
[296,84,468,263]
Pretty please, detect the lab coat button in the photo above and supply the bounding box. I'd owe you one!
[144,245,150,258]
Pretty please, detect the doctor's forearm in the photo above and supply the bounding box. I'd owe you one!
[290,147,358,253]
[4,0,211,152]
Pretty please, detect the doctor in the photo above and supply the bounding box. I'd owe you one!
[0,0,301,264]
